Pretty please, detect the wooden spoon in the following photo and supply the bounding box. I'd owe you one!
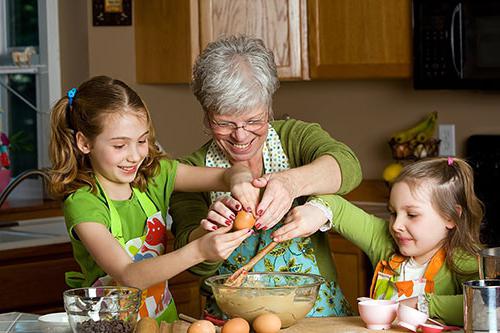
[224,241,278,287]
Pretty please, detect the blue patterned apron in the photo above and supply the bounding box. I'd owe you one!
[205,125,352,318]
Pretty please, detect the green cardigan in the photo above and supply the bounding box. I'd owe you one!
[319,194,478,326]
[170,119,362,279]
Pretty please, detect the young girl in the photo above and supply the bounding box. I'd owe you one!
[272,157,483,326]
[47,76,256,323]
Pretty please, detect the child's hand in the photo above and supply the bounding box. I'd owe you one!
[270,204,328,242]
[199,227,253,261]
[228,165,260,213]
[201,196,240,231]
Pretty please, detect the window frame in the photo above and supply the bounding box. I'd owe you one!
[0,0,61,169]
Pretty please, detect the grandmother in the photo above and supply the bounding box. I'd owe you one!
[170,35,362,318]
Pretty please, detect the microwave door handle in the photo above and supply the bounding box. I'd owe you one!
[450,3,464,78]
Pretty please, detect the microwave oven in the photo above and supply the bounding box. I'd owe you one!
[413,0,500,89]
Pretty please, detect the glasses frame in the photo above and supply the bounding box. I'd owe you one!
[208,113,269,135]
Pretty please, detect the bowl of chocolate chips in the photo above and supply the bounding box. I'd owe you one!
[63,286,141,333]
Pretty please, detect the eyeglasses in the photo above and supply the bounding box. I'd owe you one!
[209,115,268,135]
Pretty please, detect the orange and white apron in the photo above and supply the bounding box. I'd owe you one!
[370,248,446,301]
[94,187,177,323]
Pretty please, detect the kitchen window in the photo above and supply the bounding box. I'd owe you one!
[0,0,61,177]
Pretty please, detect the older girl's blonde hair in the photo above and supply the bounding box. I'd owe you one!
[48,76,166,199]
[393,157,483,275]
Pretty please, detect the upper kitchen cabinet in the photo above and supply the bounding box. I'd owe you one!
[307,0,412,79]
[135,0,309,84]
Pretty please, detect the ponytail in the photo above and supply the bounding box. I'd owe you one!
[47,96,93,199]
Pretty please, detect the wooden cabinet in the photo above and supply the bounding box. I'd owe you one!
[135,0,309,83]
[328,233,372,312]
[307,0,412,79]
[198,0,308,80]
[136,0,412,83]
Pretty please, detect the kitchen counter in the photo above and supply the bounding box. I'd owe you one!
[1,313,461,333]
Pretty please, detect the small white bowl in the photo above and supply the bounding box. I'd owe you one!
[38,312,71,333]
[397,303,429,332]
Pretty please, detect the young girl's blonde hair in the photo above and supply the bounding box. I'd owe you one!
[393,157,483,275]
[48,76,165,199]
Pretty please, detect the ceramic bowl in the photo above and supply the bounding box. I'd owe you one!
[205,272,324,328]
[358,299,399,330]
[397,303,429,332]
[38,312,72,333]
[419,323,444,333]
[63,286,141,333]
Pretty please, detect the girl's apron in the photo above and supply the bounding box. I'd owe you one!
[67,186,177,323]
[370,248,446,301]
[205,125,352,318]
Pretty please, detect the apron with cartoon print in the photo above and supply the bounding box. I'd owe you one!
[370,248,446,301]
[67,186,177,323]
[205,125,352,318]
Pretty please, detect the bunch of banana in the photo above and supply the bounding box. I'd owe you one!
[392,111,438,144]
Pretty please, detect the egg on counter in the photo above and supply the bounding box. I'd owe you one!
[187,320,216,333]
[252,313,281,333]
[232,211,256,230]
[221,317,250,333]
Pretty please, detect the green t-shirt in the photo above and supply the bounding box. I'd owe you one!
[64,159,178,288]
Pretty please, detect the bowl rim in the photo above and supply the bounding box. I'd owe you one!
[204,271,326,289]
[62,286,142,298]
[38,312,69,324]
[358,299,398,306]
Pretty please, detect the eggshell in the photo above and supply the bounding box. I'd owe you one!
[187,320,216,333]
[221,317,250,333]
[252,313,281,333]
[232,211,256,230]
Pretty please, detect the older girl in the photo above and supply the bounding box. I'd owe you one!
[48,76,255,323]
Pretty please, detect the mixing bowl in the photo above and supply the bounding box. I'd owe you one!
[63,286,141,333]
[358,299,398,330]
[205,272,324,327]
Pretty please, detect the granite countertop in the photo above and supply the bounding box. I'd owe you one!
[0,312,41,333]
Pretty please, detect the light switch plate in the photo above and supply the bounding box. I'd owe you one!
[438,124,456,156]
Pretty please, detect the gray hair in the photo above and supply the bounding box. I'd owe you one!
[191,35,279,118]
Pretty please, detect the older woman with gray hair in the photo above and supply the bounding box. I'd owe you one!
[170,35,362,318]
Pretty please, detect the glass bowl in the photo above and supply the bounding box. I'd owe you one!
[63,286,142,333]
[205,272,324,327]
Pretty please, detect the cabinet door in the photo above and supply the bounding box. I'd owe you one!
[199,0,309,80]
[308,0,411,79]
[328,233,371,312]
[135,0,200,84]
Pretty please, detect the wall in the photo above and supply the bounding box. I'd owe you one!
[62,4,500,179]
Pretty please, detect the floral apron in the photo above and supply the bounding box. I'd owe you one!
[370,248,446,301]
[205,125,352,318]
[67,186,177,323]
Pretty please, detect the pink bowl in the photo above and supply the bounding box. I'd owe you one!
[419,323,444,333]
[397,303,429,332]
[358,299,398,330]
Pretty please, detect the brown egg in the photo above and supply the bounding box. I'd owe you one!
[252,313,281,333]
[187,320,216,333]
[221,317,250,333]
[233,211,256,230]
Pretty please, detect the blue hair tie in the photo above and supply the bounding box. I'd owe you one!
[67,88,77,107]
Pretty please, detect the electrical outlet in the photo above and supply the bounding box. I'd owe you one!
[438,124,456,156]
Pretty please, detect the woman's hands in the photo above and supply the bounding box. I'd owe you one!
[252,172,297,230]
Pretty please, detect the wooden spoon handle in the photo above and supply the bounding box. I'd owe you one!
[242,241,278,271]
